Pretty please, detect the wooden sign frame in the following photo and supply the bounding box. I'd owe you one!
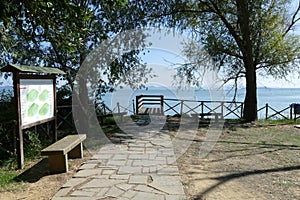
[14,73,57,169]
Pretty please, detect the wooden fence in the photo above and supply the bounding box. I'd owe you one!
[258,103,300,120]
[54,98,300,129]
[163,98,244,119]
[56,102,129,129]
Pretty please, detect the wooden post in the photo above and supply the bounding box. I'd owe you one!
[52,75,57,143]
[290,104,293,120]
[117,102,120,114]
[180,100,184,115]
[103,102,106,115]
[221,102,224,118]
[201,101,204,115]
[265,103,268,120]
[135,95,140,115]
[241,103,244,119]
[13,72,24,169]
[160,95,164,114]
[132,99,135,115]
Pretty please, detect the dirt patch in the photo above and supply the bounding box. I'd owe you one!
[177,124,300,200]
[0,150,91,200]
[1,123,299,200]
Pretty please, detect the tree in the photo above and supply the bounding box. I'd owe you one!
[140,0,300,122]
[0,0,149,91]
[0,0,153,138]
[0,0,24,67]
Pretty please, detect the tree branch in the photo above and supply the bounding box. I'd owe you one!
[256,58,299,70]
[206,0,244,52]
[284,0,300,36]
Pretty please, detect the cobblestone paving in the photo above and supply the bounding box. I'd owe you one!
[52,129,186,200]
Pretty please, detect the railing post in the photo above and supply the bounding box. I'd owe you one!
[241,103,244,119]
[201,101,204,115]
[117,102,120,114]
[265,103,268,120]
[135,95,139,115]
[103,102,106,115]
[160,95,164,114]
[290,104,293,120]
[221,102,224,117]
[180,100,184,115]
[132,99,135,115]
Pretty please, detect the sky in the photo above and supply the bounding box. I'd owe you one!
[139,0,300,89]
[1,1,299,89]
[145,49,300,88]
[140,30,300,89]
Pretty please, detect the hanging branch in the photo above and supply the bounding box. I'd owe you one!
[284,0,300,36]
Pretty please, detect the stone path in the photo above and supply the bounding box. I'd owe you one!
[52,129,186,200]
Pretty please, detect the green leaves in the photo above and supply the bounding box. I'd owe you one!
[0,0,151,96]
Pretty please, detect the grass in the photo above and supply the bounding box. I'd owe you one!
[0,170,17,190]
[0,155,44,192]
[0,168,27,192]
[256,119,296,125]
[179,123,300,199]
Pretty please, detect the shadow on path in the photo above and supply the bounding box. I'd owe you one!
[193,165,300,200]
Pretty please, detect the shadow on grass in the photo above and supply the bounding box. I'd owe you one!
[192,138,300,163]
[189,138,300,199]
[192,165,300,200]
[14,158,49,183]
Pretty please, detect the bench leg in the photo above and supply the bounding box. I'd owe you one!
[68,142,83,159]
[48,154,68,174]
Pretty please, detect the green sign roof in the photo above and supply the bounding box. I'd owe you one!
[0,64,66,75]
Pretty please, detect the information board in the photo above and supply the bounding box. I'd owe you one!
[19,79,54,126]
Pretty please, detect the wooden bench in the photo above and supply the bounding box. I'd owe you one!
[41,134,86,174]
[139,107,163,115]
[191,113,223,122]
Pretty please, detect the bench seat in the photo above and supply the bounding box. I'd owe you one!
[191,113,223,122]
[139,107,163,115]
[41,134,86,174]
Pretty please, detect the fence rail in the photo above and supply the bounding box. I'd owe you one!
[53,98,300,129]
[162,98,245,119]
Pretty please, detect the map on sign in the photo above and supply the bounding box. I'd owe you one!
[20,79,54,126]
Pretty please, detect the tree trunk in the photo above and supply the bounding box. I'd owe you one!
[236,0,258,122]
[243,61,257,122]
[72,72,90,135]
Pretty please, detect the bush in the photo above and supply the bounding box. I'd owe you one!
[0,120,16,162]
[23,130,42,159]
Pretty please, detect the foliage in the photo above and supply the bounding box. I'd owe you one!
[0,90,16,164]
[137,0,300,121]
[0,170,18,191]
[0,0,151,91]
[56,85,72,106]
[0,89,14,121]
[23,130,42,159]
[0,89,49,166]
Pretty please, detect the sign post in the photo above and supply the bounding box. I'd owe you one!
[0,64,65,169]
